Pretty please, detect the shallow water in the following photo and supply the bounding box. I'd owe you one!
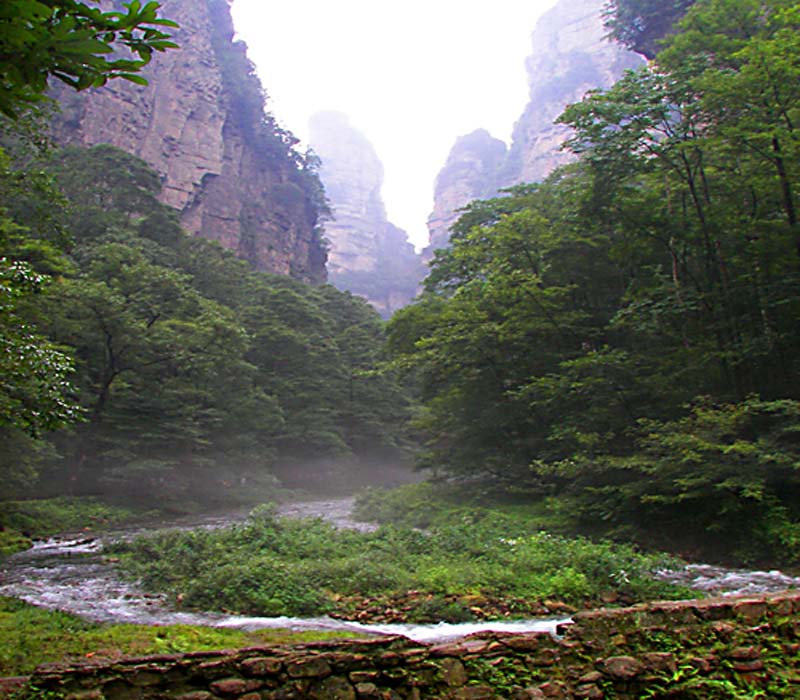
[0,498,796,643]
[655,563,800,596]
[0,498,569,641]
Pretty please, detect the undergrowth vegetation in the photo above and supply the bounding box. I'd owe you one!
[109,503,688,623]
[0,497,136,555]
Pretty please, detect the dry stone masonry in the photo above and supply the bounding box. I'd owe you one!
[12,592,800,699]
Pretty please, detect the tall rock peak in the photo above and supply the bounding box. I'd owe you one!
[51,0,327,283]
[427,0,643,250]
[426,129,507,256]
[310,111,424,317]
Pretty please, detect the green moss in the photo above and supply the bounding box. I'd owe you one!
[464,657,545,696]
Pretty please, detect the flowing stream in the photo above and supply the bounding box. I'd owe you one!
[1,498,798,643]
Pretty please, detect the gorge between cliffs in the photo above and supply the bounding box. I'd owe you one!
[2,0,800,696]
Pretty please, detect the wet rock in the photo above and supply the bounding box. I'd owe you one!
[513,689,546,700]
[641,652,677,674]
[440,658,468,687]
[240,657,283,677]
[327,653,369,672]
[381,667,408,684]
[502,635,544,653]
[710,621,736,637]
[309,676,356,700]
[64,692,104,700]
[210,678,249,696]
[543,601,576,614]
[457,639,494,656]
[602,655,644,680]
[453,685,495,699]
[375,652,402,668]
[285,657,332,679]
[174,692,213,700]
[528,648,559,666]
[771,595,796,616]
[537,681,568,698]
[729,647,760,661]
[126,669,165,687]
[698,601,737,621]
[734,600,768,623]
[354,682,380,699]
[349,671,380,684]
[429,642,462,657]
[577,671,602,684]
[732,660,765,673]
[197,659,234,679]
[689,655,717,673]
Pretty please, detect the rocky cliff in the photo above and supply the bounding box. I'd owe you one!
[504,0,643,185]
[427,0,643,252]
[309,111,424,317]
[51,0,327,283]
[426,129,508,255]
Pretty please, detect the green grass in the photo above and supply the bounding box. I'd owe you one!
[0,597,356,676]
[0,529,32,556]
[0,497,139,555]
[352,482,581,533]
[108,500,691,623]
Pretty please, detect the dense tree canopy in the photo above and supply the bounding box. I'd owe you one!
[0,143,413,503]
[604,0,696,57]
[390,0,800,563]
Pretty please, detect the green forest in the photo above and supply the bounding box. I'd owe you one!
[1,0,800,676]
[1,1,415,519]
[386,0,800,564]
[0,139,415,506]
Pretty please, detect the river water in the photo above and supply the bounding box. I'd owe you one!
[1,498,797,643]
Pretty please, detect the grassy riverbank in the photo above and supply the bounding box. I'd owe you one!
[108,501,690,624]
[0,498,141,556]
[0,597,353,677]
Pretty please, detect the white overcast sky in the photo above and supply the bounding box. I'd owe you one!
[230,0,559,249]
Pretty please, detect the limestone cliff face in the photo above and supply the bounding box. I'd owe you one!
[309,111,424,317]
[504,0,643,185]
[425,129,507,256]
[427,0,642,250]
[52,0,326,283]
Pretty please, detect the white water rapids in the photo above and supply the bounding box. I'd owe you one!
[1,498,797,643]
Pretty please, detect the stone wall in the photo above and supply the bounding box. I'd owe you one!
[13,592,800,699]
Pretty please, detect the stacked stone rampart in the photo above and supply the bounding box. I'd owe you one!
[11,592,800,699]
